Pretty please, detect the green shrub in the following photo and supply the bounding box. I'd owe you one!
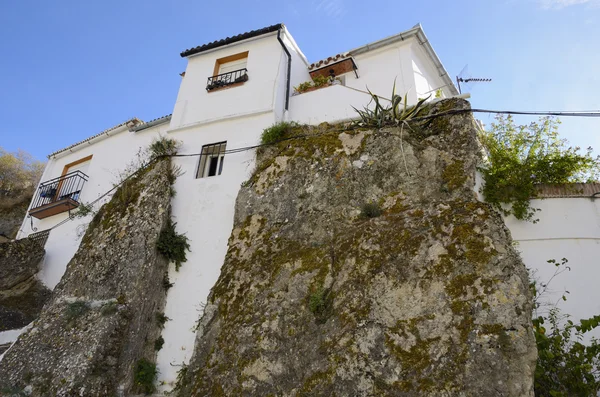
[73,202,94,218]
[360,202,382,218]
[312,74,330,88]
[65,301,90,321]
[156,219,190,271]
[149,136,180,159]
[531,258,600,396]
[154,336,165,351]
[352,80,430,128]
[100,301,118,316]
[162,273,173,290]
[293,81,313,93]
[134,358,157,395]
[156,312,170,329]
[308,288,333,324]
[479,115,600,222]
[260,122,294,145]
[171,364,189,393]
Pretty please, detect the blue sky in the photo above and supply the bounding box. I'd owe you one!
[1,0,599,160]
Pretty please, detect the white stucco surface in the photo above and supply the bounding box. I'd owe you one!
[504,198,600,336]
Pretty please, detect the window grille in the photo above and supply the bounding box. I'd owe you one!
[196,142,227,178]
[28,229,50,248]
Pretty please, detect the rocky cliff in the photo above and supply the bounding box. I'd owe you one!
[179,99,537,396]
[0,159,173,396]
[0,195,30,242]
[0,238,49,334]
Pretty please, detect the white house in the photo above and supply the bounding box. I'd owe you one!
[17,22,594,392]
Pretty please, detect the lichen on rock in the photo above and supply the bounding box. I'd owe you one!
[180,99,537,396]
[0,158,173,396]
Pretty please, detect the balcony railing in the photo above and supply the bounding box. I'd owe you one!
[206,68,248,91]
[29,170,88,219]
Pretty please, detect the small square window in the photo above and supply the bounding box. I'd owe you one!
[196,142,227,178]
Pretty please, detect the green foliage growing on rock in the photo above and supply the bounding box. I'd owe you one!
[65,301,89,321]
[479,115,600,222]
[156,219,190,271]
[352,81,430,128]
[162,273,174,290]
[100,301,118,316]
[156,312,170,329]
[133,358,157,395]
[149,136,180,159]
[360,202,382,218]
[154,336,165,351]
[308,288,333,324]
[260,122,296,145]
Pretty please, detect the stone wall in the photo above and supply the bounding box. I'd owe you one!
[0,237,49,332]
[180,99,537,396]
[0,159,173,396]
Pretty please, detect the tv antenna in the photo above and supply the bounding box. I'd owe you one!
[456,65,491,94]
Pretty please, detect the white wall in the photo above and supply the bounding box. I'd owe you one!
[347,39,417,104]
[411,43,449,99]
[504,198,600,336]
[156,111,275,390]
[171,34,285,130]
[288,84,374,124]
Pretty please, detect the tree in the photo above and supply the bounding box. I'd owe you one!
[0,147,45,203]
[478,115,600,222]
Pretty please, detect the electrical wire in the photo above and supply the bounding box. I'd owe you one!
[31,106,600,234]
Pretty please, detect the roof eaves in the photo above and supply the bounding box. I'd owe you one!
[180,23,283,58]
[348,24,458,96]
[131,114,172,132]
[48,118,143,159]
[308,53,351,71]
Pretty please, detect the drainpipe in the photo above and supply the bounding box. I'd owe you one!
[277,26,292,112]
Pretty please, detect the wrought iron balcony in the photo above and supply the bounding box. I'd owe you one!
[206,68,248,91]
[29,171,88,219]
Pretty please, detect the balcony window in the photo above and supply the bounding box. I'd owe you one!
[196,142,227,178]
[207,51,249,92]
[29,170,89,219]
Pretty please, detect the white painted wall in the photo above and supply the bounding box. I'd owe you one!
[156,111,276,390]
[347,39,418,104]
[289,84,375,125]
[171,33,285,130]
[287,37,451,125]
[504,198,600,336]
[411,43,449,99]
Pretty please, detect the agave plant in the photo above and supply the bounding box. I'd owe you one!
[352,80,430,128]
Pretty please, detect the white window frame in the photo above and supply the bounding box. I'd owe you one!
[196,142,227,178]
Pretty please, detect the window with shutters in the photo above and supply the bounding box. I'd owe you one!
[196,142,227,178]
[206,51,249,92]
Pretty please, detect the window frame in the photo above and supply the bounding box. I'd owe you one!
[196,141,227,179]
[212,51,249,78]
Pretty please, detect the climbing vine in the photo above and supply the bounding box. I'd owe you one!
[479,115,599,222]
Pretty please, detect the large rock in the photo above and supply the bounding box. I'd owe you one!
[0,195,30,242]
[0,159,173,396]
[0,238,45,292]
[0,237,49,331]
[180,99,537,396]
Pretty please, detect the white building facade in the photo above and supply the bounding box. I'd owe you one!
[8,23,467,389]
